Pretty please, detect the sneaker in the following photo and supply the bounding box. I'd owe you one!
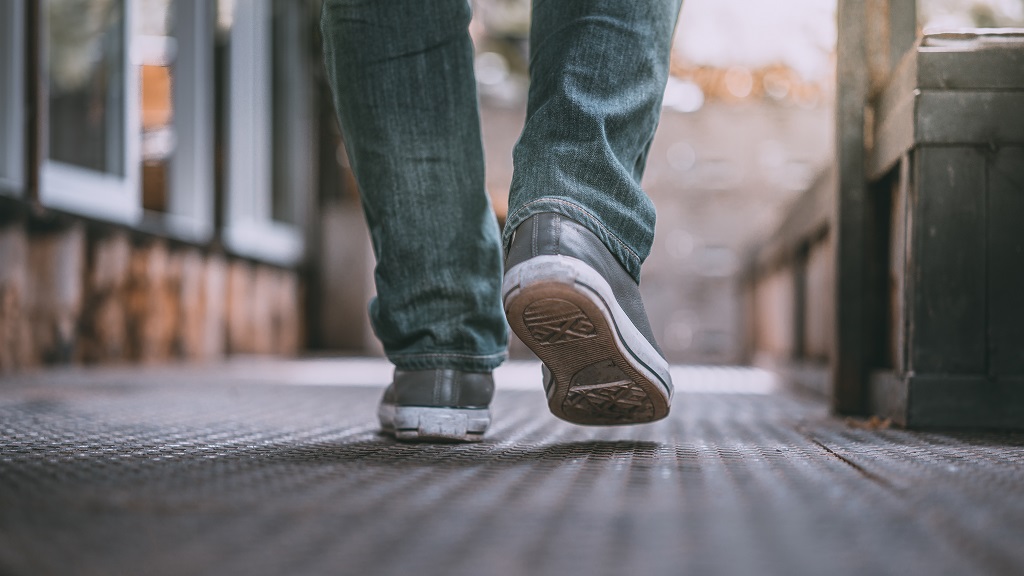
[378,369,494,442]
[502,213,673,425]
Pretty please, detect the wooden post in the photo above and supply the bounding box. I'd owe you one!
[833,0,917,415]
[833,0,872,415]
[888,0,918,70]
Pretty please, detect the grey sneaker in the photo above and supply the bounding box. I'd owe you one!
[378,369,494,442]
[502,213,673,425]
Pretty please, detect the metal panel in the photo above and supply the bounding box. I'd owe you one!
[988,147,1024,376]
[869,43,1024,179]
[871,89,1024,181]
[910,147,987,374]
[908,376,1024,428]
[917,91,1024,145]
[918,48,1024,90]
[860,26,1024,428]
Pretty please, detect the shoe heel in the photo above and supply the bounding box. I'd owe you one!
[381,406,490,442]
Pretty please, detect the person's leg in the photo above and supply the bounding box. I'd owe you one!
[506,0,683,281]
[502,0,682,425]
[320,0,507,373]
[320,0,506,441]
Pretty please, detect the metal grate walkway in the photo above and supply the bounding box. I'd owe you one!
[1,362,1022,576]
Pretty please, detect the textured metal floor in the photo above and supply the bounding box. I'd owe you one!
[1,363,1022,576]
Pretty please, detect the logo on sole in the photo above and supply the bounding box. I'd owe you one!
[523,299,597,345]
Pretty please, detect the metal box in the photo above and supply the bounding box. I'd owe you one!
[867,31,1024,428]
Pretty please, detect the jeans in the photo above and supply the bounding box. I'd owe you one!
[321,0,682,372]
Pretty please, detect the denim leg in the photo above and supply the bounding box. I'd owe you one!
[320,0,507,372]
[505,0,683,282]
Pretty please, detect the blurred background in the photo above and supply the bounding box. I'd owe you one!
[0,0,1021,373]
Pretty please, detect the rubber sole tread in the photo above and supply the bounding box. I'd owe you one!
[505,282,668,426]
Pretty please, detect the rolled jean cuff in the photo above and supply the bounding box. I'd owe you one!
[502,198,644,282]
[388,351,507,373]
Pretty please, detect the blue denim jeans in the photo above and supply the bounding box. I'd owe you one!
[321,0,681,372]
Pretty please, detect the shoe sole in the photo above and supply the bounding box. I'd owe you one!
[378,404,490,442]
[502,255,673,425]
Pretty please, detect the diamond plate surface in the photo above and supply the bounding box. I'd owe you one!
[0,366,1022,576]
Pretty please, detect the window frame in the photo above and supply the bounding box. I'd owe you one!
[138,0,217,243]
[38,0,142,224]
[18,0,310,264]
[0,0,25,197]
[222,0,307,266]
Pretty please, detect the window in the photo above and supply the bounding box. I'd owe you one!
[222,0,310,266]
[136,0,216,242]
[40,0,141,223]
[15,0,309,264]
[39,0,216,237]
[0,0,25,196]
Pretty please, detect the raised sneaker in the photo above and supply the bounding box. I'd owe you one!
[502,213,673,425]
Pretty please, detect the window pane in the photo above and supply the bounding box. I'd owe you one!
[136,0,176,212]
[47,0,126,176]
[271,0,296,225]
[0,0,24,189]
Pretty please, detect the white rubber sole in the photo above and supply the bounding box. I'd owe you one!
[503,255,673,425]
[378,404,490,442]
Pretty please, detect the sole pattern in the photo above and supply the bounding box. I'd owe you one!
[523,298,597,345]
[511,290,662,425]
[561,359,656,423]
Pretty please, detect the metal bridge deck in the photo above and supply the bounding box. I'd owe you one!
[1,361,1022,576]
